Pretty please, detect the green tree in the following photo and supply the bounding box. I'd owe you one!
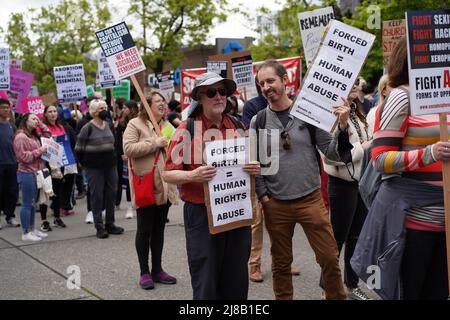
[6,0,111,95]
[250,0,342,75]
[128,0,234,73]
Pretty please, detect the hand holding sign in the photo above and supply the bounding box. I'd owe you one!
[432,141,450,162]
[242,161,261,176]
[333,97,351,129]
[190,165,217,183]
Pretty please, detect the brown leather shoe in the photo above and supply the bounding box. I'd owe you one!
[291,266,301,276]
[249,267,263,282]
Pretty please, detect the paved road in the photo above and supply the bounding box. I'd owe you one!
[0,193,379,300]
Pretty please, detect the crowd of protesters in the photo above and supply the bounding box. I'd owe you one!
[0,34,448,301]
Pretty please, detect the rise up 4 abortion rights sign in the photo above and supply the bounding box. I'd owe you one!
[95,22,146,80]
[406,9,450,115]
[291,20,375,132]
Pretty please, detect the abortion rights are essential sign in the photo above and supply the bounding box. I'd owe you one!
[290,20,375,132]
[95,22,146,80]
[54,64,87,103]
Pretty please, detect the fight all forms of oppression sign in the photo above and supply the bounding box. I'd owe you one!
[406,9,450,115]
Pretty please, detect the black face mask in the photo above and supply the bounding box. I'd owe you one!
[98,110,108,120]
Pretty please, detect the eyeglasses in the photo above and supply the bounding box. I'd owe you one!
[354,78,360,87]
[280,130,291,150]
[200,87,227,99]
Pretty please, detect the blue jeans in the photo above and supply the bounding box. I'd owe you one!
[17,172,37,233]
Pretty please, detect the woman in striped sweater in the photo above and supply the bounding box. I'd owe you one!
[372,38,450,299]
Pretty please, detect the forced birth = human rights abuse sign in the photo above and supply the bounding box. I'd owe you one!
[95,22,146,80]
[204,137,255,234]
[291,20,375,132]
[406,9,450,115]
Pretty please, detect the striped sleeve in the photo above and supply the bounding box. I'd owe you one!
[372,88,435,174]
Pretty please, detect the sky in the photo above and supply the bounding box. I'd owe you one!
[0,0,285,46]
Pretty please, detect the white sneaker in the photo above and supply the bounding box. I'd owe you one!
[125,208,134,219]
[33,229,48,238]
[102,210,106,219]
[22,232,42,242]
[6,217,20,227]
[85,211,94,224]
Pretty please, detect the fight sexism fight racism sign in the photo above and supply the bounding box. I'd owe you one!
[406,9,450,115]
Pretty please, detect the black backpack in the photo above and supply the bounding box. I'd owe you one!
[254,108,323,174]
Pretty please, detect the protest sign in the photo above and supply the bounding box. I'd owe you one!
[112,79,131,100]
[96,50,121,89]
[204,137,255,234]
[382,19,406,67]
[10,59,22,70]
[29,86,39,98]
[41,93,58,107]
[181,68,205,111]
[23,96,45,118]
[231,54,258,100]
[0,48,10,90]
[54,64,87,103]
[406,10,450,115]
[56,134,76,166]
[206,61,227,78]
[95,22,146,80]
[158,70,175,100]
[290,20,375,132]
[298,7,335,68]
[9,68,34,114]
[41,137,63,167]
[86,85,95,98]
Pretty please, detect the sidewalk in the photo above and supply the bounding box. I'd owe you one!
[0,196,378,300]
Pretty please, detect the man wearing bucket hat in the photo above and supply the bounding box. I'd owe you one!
[163,72,261,300]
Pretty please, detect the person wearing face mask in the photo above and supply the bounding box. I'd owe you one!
[13,113,52,241]
[75,99,124,239]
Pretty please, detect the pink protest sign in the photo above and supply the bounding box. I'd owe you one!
[23,96,45,118]
[78,100,88,112]
[9,68,34,113]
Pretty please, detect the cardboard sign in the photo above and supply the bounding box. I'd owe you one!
[41,93,58,107]
[290,20,375,132]
[10,59,22,70]
[96,50,121,89]
[204,137,255,234]
[9,68,34,113]
[95,22,146,80]
[298,7,335,68]
[0,48,10,90]
[231,55,258,100]
[206,61,227,78]
[158,70,175,99]
[406,10,450,115]
[54,64,87,103]
[382,19,406,67]
[23,96,45,118]
[41,137,63,167]
[112,79,131,100]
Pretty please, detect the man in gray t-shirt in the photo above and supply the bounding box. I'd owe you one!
[252,60,352,300]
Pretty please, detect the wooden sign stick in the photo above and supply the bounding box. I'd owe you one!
[130,74,162,137]
[439,112,450,294]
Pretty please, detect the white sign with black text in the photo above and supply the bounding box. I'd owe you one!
[205,137,252,227]
[298,7,335,68]
[54,64,88,103]
[0,48,10,90]
[291,20,375,132]
[41,137,63,167]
